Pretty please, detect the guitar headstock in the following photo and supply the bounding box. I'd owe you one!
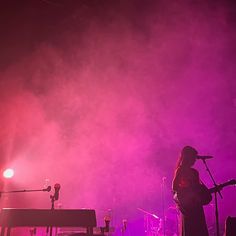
[227,179,236,186]
[210,179,236,194]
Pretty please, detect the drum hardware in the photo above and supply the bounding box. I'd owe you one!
[137,208,161,236]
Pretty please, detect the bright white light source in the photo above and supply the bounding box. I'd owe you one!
[3,168,14,178]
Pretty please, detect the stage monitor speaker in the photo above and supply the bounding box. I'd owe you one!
[225,216,236,236]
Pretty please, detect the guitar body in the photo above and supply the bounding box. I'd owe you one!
[199,183,213,205]
[174,184,212,213]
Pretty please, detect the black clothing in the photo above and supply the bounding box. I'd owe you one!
[172,166,211,236]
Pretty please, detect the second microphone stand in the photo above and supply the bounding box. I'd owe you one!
[48,194,55,236]
[48,184,60,236]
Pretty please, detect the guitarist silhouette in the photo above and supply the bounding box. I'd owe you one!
[172,146,211,236]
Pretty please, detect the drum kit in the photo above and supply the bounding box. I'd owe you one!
[138,207,179,236]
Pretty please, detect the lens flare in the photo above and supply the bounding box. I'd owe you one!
[3,168,14,179]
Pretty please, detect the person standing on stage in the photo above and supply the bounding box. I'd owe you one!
[172,146,212,236]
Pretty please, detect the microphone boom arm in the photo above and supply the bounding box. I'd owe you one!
[0,186,51,195]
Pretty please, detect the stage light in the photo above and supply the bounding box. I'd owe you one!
[3,168,14,179]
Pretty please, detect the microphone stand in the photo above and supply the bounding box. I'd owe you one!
[202,159,222,236]
[48,189,59,236]
[48,194,55,236]
[50,194,56,211]
[161,177,167,236]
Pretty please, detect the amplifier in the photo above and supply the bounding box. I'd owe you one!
[225,216,236,236]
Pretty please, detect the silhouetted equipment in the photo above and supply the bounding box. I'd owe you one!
[225,216,236,236]
[0,208,96,236]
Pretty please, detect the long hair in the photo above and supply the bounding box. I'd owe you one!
[174,146,198,170]
[172,146,198,192]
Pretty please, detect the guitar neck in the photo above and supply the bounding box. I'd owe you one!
[209,179,236,193]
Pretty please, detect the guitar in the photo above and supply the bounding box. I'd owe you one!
[174,179,236,213]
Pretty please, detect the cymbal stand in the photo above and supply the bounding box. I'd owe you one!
[137,208,159,236]
[202,159,222,236]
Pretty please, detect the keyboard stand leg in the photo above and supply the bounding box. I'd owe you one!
[0,227,6,236]
[6,228,10,236]
[87,227,93,236]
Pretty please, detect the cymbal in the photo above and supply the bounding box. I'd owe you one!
[137,208,159,219]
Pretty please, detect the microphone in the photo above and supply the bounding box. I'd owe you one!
[54,183,61,201]
[196,155,213,160]
[43,186,51,192]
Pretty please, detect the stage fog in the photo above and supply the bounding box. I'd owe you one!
[0,1,235,235]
